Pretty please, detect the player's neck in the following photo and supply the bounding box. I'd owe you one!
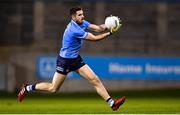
[72,19,83,25]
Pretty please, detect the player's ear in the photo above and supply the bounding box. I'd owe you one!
[71,14,76,20]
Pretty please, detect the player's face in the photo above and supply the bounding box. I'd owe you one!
[74,10,84,24]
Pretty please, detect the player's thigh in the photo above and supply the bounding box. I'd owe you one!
[52,72,66,89]
[76,64,97,81]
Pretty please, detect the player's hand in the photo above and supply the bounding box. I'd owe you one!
[110,17,122,34]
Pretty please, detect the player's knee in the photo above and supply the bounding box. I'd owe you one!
[50,89,57,93]
[49,86,58,93]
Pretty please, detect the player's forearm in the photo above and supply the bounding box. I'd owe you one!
[98,24,108,32]
[86,32,111,41]
[89,24,107,33]
[95,32,111,41]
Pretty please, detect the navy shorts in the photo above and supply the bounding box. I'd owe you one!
[56,55,86,75]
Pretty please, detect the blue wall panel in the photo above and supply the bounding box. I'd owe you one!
[37,56,180,80]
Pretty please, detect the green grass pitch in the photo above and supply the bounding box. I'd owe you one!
[0,89,180,114]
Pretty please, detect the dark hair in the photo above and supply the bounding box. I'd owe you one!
[70,6,82,16]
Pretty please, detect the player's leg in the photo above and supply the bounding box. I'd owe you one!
[34,72,66,92]
[18,72,66,102]
[76,64,110,100]
[76,64,125,111]
[18,55,70,102]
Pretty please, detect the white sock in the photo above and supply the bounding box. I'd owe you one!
[107,98,115,107]
[26,85,33,92]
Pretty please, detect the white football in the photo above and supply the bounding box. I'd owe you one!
[105,16,120,29]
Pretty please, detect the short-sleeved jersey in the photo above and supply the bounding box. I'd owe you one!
[60,20,90,58]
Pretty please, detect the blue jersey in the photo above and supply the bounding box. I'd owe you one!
[60,20,90,58]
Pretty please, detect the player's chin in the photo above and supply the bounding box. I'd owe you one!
[77,20,83,24]
[80,19,84,23]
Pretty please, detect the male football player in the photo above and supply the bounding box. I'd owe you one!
[18,6,125,111]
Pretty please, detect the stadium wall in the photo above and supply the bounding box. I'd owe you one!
[6,53,180,92]
[0,1,180,92]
